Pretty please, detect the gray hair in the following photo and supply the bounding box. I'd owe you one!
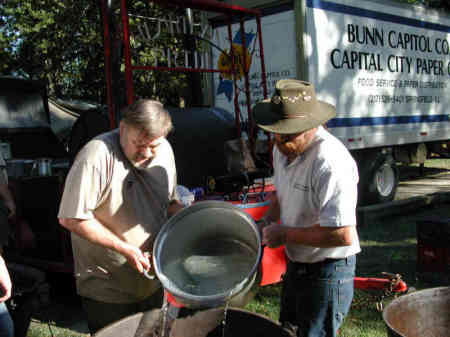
[121,99,173,138]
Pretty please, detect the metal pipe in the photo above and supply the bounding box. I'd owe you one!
[120,0,134,105]
[256,16,268,100]
[100,0,116,129]
[240,18,253,144]
[150,0,261,16]
[228,18,241,138]
[131,65,229,73]
[256,14,271,158]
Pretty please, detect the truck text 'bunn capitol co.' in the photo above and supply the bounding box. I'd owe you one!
[211,0,450,206]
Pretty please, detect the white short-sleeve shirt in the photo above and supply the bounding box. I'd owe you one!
[273,126,361,263]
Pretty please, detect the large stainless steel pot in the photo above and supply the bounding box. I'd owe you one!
[383,286,450,337]
[32,158,52,176]
[93,307,292,337]
[6,159,34,178]
[153,200,262,308]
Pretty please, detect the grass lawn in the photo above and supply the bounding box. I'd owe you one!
[28,202,449,337]
[246,192,450,337]
[26,158,450,336]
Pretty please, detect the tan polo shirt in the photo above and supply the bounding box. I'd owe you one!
[58,129,178,303]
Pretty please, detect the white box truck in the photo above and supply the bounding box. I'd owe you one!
[210,0,450,205]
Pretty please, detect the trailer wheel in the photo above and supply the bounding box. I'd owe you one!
[358,151,399,206]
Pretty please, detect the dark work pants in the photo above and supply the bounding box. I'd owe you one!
[280,256,356,337]
[81,287,164,335]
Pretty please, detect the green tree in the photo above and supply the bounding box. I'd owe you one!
[1,0,448,108]
[0,0,191,107]
[0,0,105,101]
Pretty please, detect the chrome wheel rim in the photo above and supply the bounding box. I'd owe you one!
[375,163,396,197]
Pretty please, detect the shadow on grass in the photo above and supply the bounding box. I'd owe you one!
[28,273,89,336]
[27,201,450,337]
[346,201,450,337]
[398,164,450,181]
[357,202,450,289]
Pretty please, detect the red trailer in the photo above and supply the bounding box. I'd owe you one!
[99,0,408,298]
[3,0,407,306]
[99,0,268,133]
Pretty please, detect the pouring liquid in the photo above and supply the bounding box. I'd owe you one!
[221,289,234,337]
[162,238,257,296]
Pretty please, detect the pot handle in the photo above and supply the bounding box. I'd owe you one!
[143,270,155,280]
[31,161,38,176]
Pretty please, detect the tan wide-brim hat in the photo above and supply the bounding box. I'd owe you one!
[254,79,336,134]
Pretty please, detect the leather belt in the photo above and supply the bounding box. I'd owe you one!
[288,256,352,270]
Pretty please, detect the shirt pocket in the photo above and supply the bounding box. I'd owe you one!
[293,181,310,193]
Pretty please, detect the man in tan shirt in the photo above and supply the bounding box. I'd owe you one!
[58,100,183,334]
[0,152,16,245]
[0,152,15,337]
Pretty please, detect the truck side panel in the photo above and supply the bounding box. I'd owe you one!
[212,8,296,123]
[212,0,450,150]
[306,0,450,150]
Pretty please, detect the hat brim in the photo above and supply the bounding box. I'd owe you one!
[254,99,336,134]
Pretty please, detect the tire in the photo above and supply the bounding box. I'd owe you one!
[357,150,399,206]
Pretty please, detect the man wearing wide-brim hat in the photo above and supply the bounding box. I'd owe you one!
[255,79,361,337]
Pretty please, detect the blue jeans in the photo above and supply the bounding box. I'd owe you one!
[280,255,356,337]
[0,303,14,337]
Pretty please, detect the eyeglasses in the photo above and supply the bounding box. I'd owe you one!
[131,138,161,150]
[126,125,162,150]
[275,133,300,144]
